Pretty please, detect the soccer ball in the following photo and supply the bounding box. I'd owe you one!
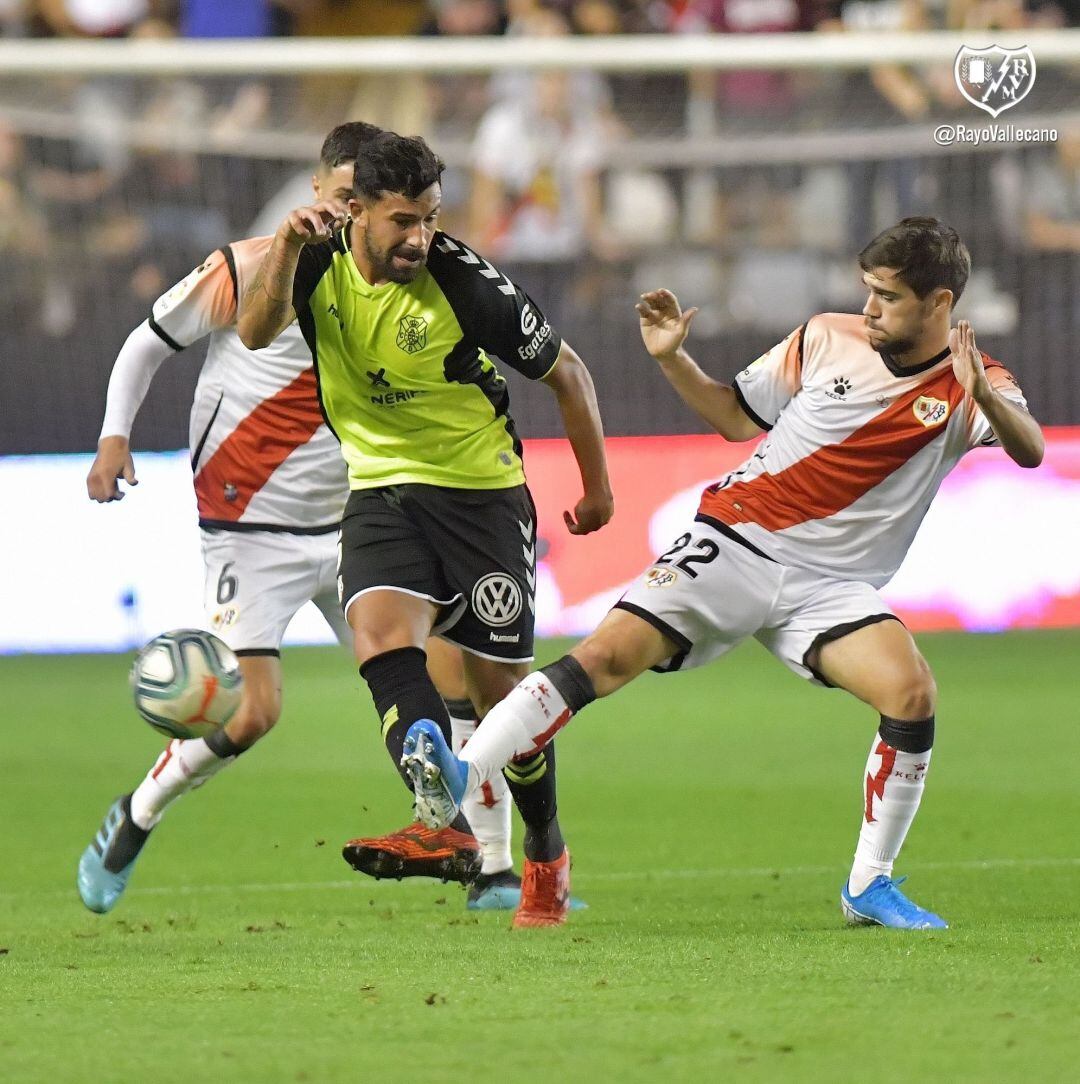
[130,629,243,740]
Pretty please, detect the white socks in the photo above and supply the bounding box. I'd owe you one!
[848,731,933,895]
[129,738,235,831]
[449,708,512,875]
[457,672,574,793]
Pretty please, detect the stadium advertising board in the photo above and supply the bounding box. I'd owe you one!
[2,430,1078,653]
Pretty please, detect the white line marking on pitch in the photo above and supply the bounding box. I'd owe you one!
[2,856,1078,902]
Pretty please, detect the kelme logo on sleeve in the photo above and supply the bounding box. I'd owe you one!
[396,315,428,354]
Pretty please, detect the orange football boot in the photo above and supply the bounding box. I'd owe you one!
[512,848,571,928]
[342,822,481,884]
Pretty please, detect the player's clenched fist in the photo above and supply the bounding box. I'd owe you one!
[278,199,349,248]
[563,489,615,536]
[636,289,699,363]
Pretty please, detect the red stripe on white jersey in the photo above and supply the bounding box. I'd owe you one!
[700,365,967,531]
[194,369,325,521]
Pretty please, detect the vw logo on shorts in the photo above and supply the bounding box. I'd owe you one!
[471,573,522,627]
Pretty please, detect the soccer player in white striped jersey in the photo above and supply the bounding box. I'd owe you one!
[402,216,1045,929]
[77,123,519,914]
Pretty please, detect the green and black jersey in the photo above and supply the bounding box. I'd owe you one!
[292,226,562,491]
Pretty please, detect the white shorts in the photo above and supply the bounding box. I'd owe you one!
[615,519,899,686]
[200,528,351,655]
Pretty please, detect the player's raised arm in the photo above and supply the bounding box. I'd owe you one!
[950,320,1044,468]
[636,289,762,443]
[237,199,347,349]
[541,341,614,536]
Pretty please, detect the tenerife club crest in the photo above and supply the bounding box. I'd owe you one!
[954,45,1036,118]
[396,314,428,355]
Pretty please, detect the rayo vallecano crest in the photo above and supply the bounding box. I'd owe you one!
[913,396,949,428]
[954,45,1036,119]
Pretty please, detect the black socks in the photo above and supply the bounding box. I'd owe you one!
[504,744,564,863]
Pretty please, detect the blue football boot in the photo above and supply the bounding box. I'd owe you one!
[401,720,468,831]
[841,875,948,929]
[77,795,151,914]
[467,868,589,912]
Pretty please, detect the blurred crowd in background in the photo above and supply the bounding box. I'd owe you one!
[0,0,1078,453]
[0,0,1078,39]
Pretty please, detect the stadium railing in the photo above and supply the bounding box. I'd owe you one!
[1,31,1078,454]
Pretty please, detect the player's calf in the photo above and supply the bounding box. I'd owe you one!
[222,698,280,747]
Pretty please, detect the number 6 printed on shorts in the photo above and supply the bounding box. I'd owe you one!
[216,562,238,605]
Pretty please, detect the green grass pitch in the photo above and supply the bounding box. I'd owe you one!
[2,632,1078,1082]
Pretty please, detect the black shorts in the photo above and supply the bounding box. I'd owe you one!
[339,484,538,662]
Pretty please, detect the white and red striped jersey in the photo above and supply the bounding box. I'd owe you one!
[698,313,1028,587]
[150,237,346,533]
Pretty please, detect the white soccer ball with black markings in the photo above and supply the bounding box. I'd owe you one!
[130,629,243,740]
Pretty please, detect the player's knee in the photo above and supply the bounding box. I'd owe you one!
[353,628,419,667]
[880,662,937,720]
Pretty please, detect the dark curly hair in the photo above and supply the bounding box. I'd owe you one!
[352,132,445,202]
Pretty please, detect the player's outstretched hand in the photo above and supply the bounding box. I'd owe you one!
[949,319,991,402]
[563,489,614,536]
[278,199,349,248]
[636,289,699,362]
[87,435,137,503]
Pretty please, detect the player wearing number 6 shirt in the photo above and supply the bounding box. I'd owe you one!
[402,216,1045,930]
[77,124,522,916]
[238,131,613,928]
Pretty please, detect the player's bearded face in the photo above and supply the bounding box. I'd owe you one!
[355,184,441,285]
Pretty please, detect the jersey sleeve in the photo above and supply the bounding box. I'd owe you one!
[965,360,1029,449]
[732,324,805,431]
[98,320,175,439]
[431,234,563,379]
[150,248,238,349]
[292,239,335,316]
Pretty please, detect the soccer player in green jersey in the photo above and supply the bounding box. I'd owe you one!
[238,132,613,926]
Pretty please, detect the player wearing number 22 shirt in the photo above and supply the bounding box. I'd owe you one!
[401,216,1044,932]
